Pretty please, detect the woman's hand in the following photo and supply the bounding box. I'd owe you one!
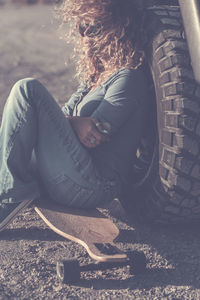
[68,116,109,148]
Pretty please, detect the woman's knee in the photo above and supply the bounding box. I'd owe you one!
[7,78,45,110]
[4,78,41,116]
[11,78,41,96]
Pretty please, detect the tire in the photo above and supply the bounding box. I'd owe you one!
[121,5,200,224]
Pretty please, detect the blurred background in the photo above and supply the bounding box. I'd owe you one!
[0,0,77,121]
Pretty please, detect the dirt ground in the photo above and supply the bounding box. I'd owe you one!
[1,3,200,300]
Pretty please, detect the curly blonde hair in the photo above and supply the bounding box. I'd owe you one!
[60,0,145,86]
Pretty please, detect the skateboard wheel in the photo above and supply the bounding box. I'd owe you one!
[128,251,147,275]
[56,259,80,284]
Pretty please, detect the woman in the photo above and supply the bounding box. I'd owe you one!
[0,0,149,231]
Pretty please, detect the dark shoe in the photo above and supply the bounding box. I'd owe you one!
[0,199,34,232]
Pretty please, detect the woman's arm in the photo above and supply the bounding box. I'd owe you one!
[67,116,109,148]
[90,68,149,135]
[63,83,109,148]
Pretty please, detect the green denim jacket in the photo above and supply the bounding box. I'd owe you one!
[62,67,149,187]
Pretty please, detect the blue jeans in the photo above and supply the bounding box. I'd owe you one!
[0,79,120,208]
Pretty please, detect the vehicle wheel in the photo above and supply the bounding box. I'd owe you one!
[128,251,147,275]
[121,5,200,224]
[56,259,80,284]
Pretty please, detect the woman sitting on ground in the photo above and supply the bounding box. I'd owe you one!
[0,0,149,231]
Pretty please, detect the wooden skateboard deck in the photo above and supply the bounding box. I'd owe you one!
[34,200,127,263]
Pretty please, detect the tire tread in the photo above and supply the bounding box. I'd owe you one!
[124,5,200,224]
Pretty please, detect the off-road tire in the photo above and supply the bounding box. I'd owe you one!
[122,5,200,224]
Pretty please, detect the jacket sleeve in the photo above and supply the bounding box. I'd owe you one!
[62,82,89,116]
[90,68,149,135]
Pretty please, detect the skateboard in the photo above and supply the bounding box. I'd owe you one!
[34,200,146,283]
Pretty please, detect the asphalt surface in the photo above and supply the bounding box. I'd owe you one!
[1,4,200,300]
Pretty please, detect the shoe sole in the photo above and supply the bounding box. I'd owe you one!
[0,199,34,232]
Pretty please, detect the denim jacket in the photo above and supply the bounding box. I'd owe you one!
[62,67,149,187]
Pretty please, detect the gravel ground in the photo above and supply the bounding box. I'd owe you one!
[1,4,200,300]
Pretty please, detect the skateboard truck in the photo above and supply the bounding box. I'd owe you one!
[56,251,147,284]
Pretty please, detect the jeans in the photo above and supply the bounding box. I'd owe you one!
[0,78,120,208]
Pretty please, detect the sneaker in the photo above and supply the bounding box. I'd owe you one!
[0,199,34,232]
